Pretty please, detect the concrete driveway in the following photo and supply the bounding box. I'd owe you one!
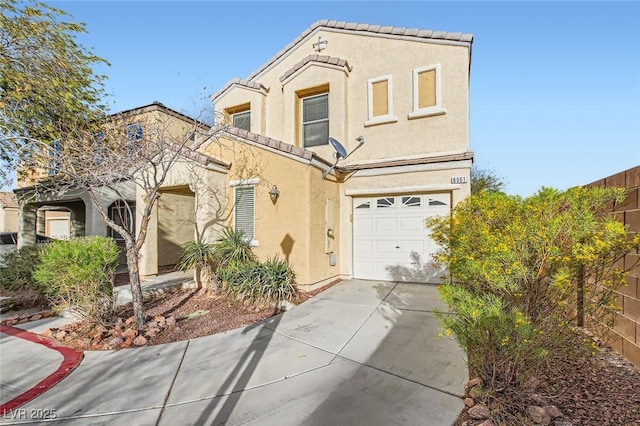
[2,280,467,425]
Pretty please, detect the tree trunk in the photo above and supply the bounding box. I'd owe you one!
[125,248,146,329]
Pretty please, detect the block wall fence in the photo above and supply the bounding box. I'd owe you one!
[586,165,640,367]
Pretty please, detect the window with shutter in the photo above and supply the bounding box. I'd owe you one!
[302,93,329,147]
[234,186,255,241]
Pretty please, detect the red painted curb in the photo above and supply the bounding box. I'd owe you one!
[0,324,83,412]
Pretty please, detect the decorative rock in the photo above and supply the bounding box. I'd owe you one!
[527,405,551,425]
[154,315,166,327]
[467,377,482,388]
[5,319,17,326]
[544,405,563,419]
[529,393,546,405]
[145,327,160,338]
[464,397,475,408]
[554,421,572,426]
[468,403,491,420]
[55,330,67,340]
[122,328,137,340]
[165,316,176,327]
[42,311,53,318]
[105,336,123,349]
[115,317,124,330]
[479,420,494,426]
[125,316,136,326]
[42,328,53,338]
[30,314,42,321]
[133,335,147,346]
[522,376,541,390]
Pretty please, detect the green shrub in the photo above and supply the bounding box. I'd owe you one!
[215,228,256,267]
[429,187,640,391]
[0,245,43,291]
[178,240,219,289]
[34,236,120,323]
[218,256,297,305]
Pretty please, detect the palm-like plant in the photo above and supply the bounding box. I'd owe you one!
[178,240,219,289]
[215,228,256,267]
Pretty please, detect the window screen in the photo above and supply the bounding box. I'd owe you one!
[302,94,329,147]
[235,186,255,241]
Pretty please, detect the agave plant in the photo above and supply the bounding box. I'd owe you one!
[215,228,256,267]
[178,240,219,289]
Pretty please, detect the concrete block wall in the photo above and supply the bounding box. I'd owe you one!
[586,165,640,367]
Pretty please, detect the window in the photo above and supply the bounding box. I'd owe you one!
[108,200,135,242]
[366,75,397,126]
[402,196,422,208]
[409,64,446,119]
[376,197,395,208]
[232,111,251,131]
[234,186,255,242]
[355,201,371,209]
[302,93,329,147]
[48,140,62,176]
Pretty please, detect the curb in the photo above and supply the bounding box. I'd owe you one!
[0,324,83,412]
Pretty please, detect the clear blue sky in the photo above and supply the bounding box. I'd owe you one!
[52,1,640,196]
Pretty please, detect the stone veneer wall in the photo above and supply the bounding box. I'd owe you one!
[585,165,640,367]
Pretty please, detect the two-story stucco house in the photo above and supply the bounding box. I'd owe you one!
[16,21,473,290]
[191,20,474,288]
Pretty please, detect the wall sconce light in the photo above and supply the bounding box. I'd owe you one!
[269,185,280,204]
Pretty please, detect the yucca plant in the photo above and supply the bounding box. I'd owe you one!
[178,240,219,290]
[215,228,256,267]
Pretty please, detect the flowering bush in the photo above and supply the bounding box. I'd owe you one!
[429,187,640,391]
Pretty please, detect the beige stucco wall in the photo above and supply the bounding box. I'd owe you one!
[0,207,18,232]
[157,189,196,266]
[204,136,341,286]
[215,29,470,163]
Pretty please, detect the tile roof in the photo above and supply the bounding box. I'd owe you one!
[248,20,473,81]
[223,127,331,164]
[210,78,270,102]
[338,151,475,172]
[167,142,230,169]
[279,55,352,83]
[211,20,473,101]
[111,102,211,130]
[0,192,18,208]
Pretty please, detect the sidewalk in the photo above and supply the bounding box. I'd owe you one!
[1,280,467,425]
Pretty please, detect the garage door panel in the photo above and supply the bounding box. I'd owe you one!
[399,216,425,232]
[375,239,398,253]
[353,193,450,284]
[374,217,397,232]
[354,217,374,233]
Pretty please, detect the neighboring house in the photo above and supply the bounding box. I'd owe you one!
[200,20,474,288]
[16,21,474,289]
[15,102,212,266]
[0,192,18,233]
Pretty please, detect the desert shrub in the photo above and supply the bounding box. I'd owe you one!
[219,256,297,305]
[215,228,256,267]
[0,245,42,291]
[429,186,640,392]
[178,240,219,289]
[34,236,120,324]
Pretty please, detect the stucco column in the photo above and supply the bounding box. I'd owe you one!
[194,172,227,244]
[17,202,37,248]
[83,193,108,236]
[137,190,158,278]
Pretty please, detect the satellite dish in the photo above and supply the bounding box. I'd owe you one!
[329,137,348,159]
[323,136,365,179]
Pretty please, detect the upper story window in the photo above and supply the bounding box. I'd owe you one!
[232,111,251,131]
[409,64,447,119]
[302,93,329,147]
[365,75,397,127]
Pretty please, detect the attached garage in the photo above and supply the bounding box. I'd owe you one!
[352,193,450,283]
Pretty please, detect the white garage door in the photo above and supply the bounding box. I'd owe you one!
[353,193,449,283]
